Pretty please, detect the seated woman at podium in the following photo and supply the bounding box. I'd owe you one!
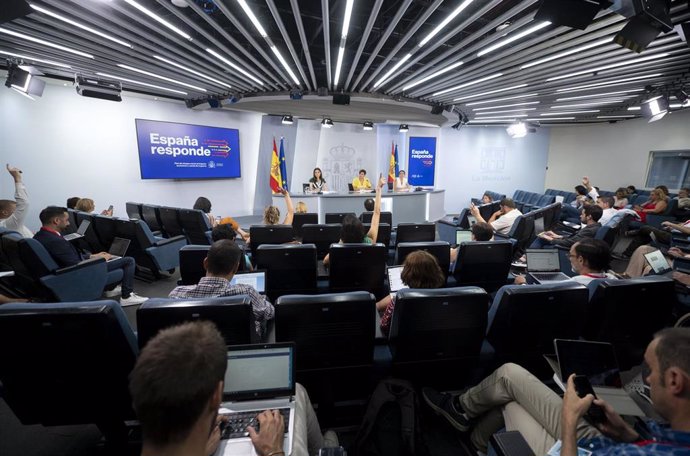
[324,176,385,266]
[352,169,372,191]
[393,170,411,192]
[308,167,328,192]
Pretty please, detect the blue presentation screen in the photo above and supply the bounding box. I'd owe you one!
[408,136,436,186]
[135,119,241,179]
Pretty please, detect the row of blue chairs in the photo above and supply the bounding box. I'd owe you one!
[511,190,556,213]
[126,202,213,244]
[0,276,676,442]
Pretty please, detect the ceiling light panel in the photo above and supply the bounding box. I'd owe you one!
[555,89,644,101]
[123,0,192,40]
[205,49,263,86]
[97,72,188,95]
[550,100,628,108]
[477,21,551,57]
[472,101,540,111]
[521,38,611,69]
[433,72,503,96]
[546,53,670,82]
[419,0,475,47]
[153,55,231,89]
[526,117,575,121]
[333,0,354,87]
[541,110,600,115]
[29,4,133,48]
[0,27,94,58]
[465,93,539,106]
[117,64,207,91]
[452,84,529,102]
[556,74,664,93]
[473,108,537,115]
[0,49,71,68]
[402,61,464,91]
[374,53,412,89]
[474,114,528,119]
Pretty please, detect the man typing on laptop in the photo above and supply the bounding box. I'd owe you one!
[130,321,337,456]
[169,240,274,339]
[33,206,147,305]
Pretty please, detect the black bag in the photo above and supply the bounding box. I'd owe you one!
[353,379,427,456]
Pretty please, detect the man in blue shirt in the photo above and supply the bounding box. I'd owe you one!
[423,328,690,456]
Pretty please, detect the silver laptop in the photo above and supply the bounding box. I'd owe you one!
[106,237,130,261]
[216,343,296,456]
[63,220,90,241]
[525,249,571,283]
[230,271,266,294]
[644,249,672,275]
[387,265,408,294]
[554,339,645,417]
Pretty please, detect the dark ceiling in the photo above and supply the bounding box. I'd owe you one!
[1,0,689,125]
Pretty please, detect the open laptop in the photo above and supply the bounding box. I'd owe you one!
[63,220,90,241]
[106,237,130,261]
[525,249,571,284]
[347,183,354,191]
[554,339,645,416]
[456,230,473,245]
[387,265,408,294]
[230,270,266,294]
[216,343,297,456]
[644,249,672,275]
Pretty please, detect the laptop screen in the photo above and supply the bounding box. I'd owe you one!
[387,266,408,293]
[230,271,266,293]
[77,219,90,235]
[108,237,130,257]
[525,249,560,272]
[223,344,294,399]
[555,339,622,388]
[456,230,473,244]
[644,250,671,274]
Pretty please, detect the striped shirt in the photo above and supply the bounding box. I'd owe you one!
[168,276,274,337]
[579,421,690,456]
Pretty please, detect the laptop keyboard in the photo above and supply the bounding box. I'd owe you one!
[533,273,567,281]
[220,408,290,440]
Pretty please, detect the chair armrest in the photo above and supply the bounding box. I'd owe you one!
[152,235,187,247]
[646,214,677,229]
[54,257,105,275]
[489,431,535,456]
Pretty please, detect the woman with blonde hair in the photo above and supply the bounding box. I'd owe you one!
[295,201,308,214]
[377,250,446,335]
[263,188,294,225]
[75,198,112,216]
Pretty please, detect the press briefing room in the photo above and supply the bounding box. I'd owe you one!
[1,0,690,455]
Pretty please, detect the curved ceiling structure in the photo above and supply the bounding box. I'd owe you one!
[1,0,689,126]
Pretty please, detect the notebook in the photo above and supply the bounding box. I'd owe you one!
[554,339,645,416]
[456,230,473,244]
[644,249,672,275]
[525,249,571,284]
[63,220,90,241]
[230,270,267,294]
[106,237,130,261]
[217,343,296,456]
[387,265,408,294]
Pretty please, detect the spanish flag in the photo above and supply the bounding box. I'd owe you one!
[388,141,397,184]
[269,138,282,193]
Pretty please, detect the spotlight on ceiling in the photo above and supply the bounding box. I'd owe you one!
[4,63,45,100]
[675,88,688,105]
[281,114,294,125]
[290,89,303,100]
[611,0,673,53]
[222,93,240,105]
[399,124,409,132]
[641,94,669,122]
[321,117,333,128]
[506,121,528,138]
[363,121,373,131]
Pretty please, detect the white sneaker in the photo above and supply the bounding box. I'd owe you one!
[120,292,148,306]
[103,285,121,297]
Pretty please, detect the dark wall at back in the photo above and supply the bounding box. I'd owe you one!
[254,115,298,215]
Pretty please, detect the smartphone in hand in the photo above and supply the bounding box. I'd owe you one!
[573,375,606,424]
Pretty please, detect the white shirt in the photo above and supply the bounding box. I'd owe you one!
[395,177,411,191]
[0,182,33,238]
[491,208,522,235]
[598,207,618,227]
[571,272,618,286]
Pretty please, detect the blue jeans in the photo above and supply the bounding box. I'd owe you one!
[106,256,136,297]
[529,237,554,249]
